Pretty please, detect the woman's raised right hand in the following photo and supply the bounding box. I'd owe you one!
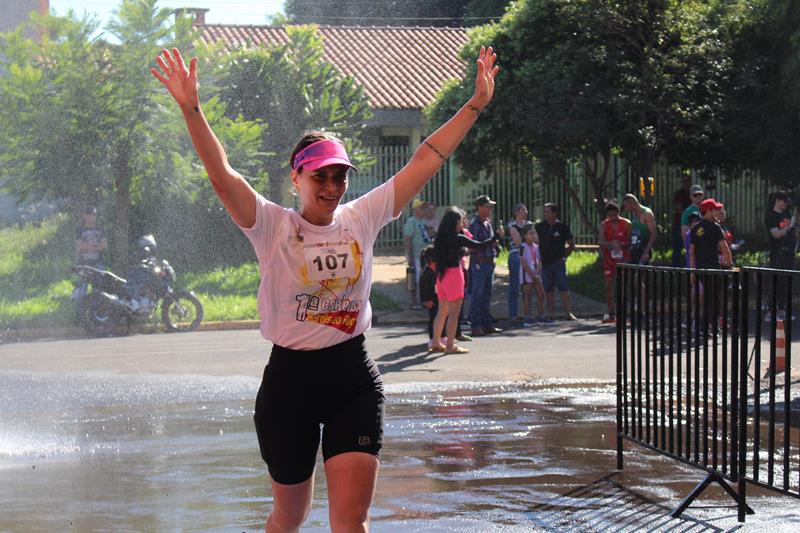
[151,48,199,109]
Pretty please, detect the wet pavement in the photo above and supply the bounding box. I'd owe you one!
[2,373,799,532]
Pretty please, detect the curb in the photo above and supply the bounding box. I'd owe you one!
[1,319,262,344]
[1,312,607,344]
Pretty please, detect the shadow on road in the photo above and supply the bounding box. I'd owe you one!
[375,342,450,376]
[526,472,738,532]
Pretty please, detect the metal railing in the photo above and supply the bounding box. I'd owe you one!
[615,264,799,522]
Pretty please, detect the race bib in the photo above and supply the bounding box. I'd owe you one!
[304,243,356,281]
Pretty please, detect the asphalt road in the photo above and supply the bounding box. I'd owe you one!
[0,323,617,384]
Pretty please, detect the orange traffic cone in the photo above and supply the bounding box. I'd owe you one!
[763,319,786,378]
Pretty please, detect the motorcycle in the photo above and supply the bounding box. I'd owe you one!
[70,234,203,336]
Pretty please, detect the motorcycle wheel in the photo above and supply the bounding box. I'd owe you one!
[161,290,203,332]
[77,293,118,337]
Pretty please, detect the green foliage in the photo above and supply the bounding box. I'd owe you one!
[212,25,373,202]
[566,250,604,303]
[0,215,76,329]
[284,0,510,27]
[0,1,266,267]
[715,0,800,189]
[431,0,733,180]
[0,217,399,328]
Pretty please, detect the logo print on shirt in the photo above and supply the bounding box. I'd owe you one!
[291,233,366,333]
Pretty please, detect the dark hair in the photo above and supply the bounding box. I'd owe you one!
[544,203,559,216]
[433,207,467,279]
[421,244,435,263]
[520,225,533,239]
[772,191,790,204]
[289,130,337,171]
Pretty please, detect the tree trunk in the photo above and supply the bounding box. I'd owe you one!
[113,152,131,272]
[546,158,598,236]
[583,151,612,226]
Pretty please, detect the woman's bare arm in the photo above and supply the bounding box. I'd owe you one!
[151,48,257,228]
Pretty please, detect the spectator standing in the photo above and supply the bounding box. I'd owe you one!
[420,244,468,348]
[765,192,797,270]
[73,205,108,306]
[519,226,545,326]
[424,200,439,242]
[622,193,657,265]
[671,175,692,266]
[598,200,631,323]
[74,206,107,269]
[431,208,497,352]
[765,192,797,319]
[535,203,577,321]
[690,199,732,270]
[507,203,534,323]
[681,185,705,242]
[468,195,503,336]
[404,199,432,309]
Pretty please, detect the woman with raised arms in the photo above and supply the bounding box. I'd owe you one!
[152,45,498,533]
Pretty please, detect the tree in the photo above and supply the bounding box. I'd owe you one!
[429,0,733,233]
[284,0,509,27]
[213,25,373,202]
[0,0,264,266]
[716,0,800,189]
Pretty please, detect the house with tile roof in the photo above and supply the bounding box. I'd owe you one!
[189,10,510,248]
[196,18,469,152]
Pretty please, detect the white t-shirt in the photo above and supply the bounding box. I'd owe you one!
[520,241,541,284]
[238,179,397,350]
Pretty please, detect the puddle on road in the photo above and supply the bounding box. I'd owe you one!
[0,373,796,532]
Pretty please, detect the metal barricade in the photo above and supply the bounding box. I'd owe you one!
[615,264,799,522]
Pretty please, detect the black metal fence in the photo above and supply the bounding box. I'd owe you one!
[615,264,799,522]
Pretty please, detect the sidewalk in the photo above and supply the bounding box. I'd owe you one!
[371,254,606,325]
[1,254,607,343]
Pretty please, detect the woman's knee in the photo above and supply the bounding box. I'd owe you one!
[267,503,311,532]
[329,506,369,532]
[267,478,314,531]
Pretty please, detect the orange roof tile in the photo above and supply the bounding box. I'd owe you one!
[198,24,469,110]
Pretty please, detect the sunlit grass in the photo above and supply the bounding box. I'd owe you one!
[498,247,604,301]
[193,292,259,321]
[369,290,402,312]
[1,218,404,329]
[182,263,260,295]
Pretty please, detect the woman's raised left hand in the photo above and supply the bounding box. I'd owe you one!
[470,46,499,111]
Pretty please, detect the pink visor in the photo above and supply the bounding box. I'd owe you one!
[292,139,357,171]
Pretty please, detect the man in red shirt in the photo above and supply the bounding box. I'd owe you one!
[598,200,632,323]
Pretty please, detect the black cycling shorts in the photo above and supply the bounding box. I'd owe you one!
[253,334,385,485]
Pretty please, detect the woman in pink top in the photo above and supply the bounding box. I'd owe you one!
[152,46,498,532]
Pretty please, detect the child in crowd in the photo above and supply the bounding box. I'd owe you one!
[520,226,546,326]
